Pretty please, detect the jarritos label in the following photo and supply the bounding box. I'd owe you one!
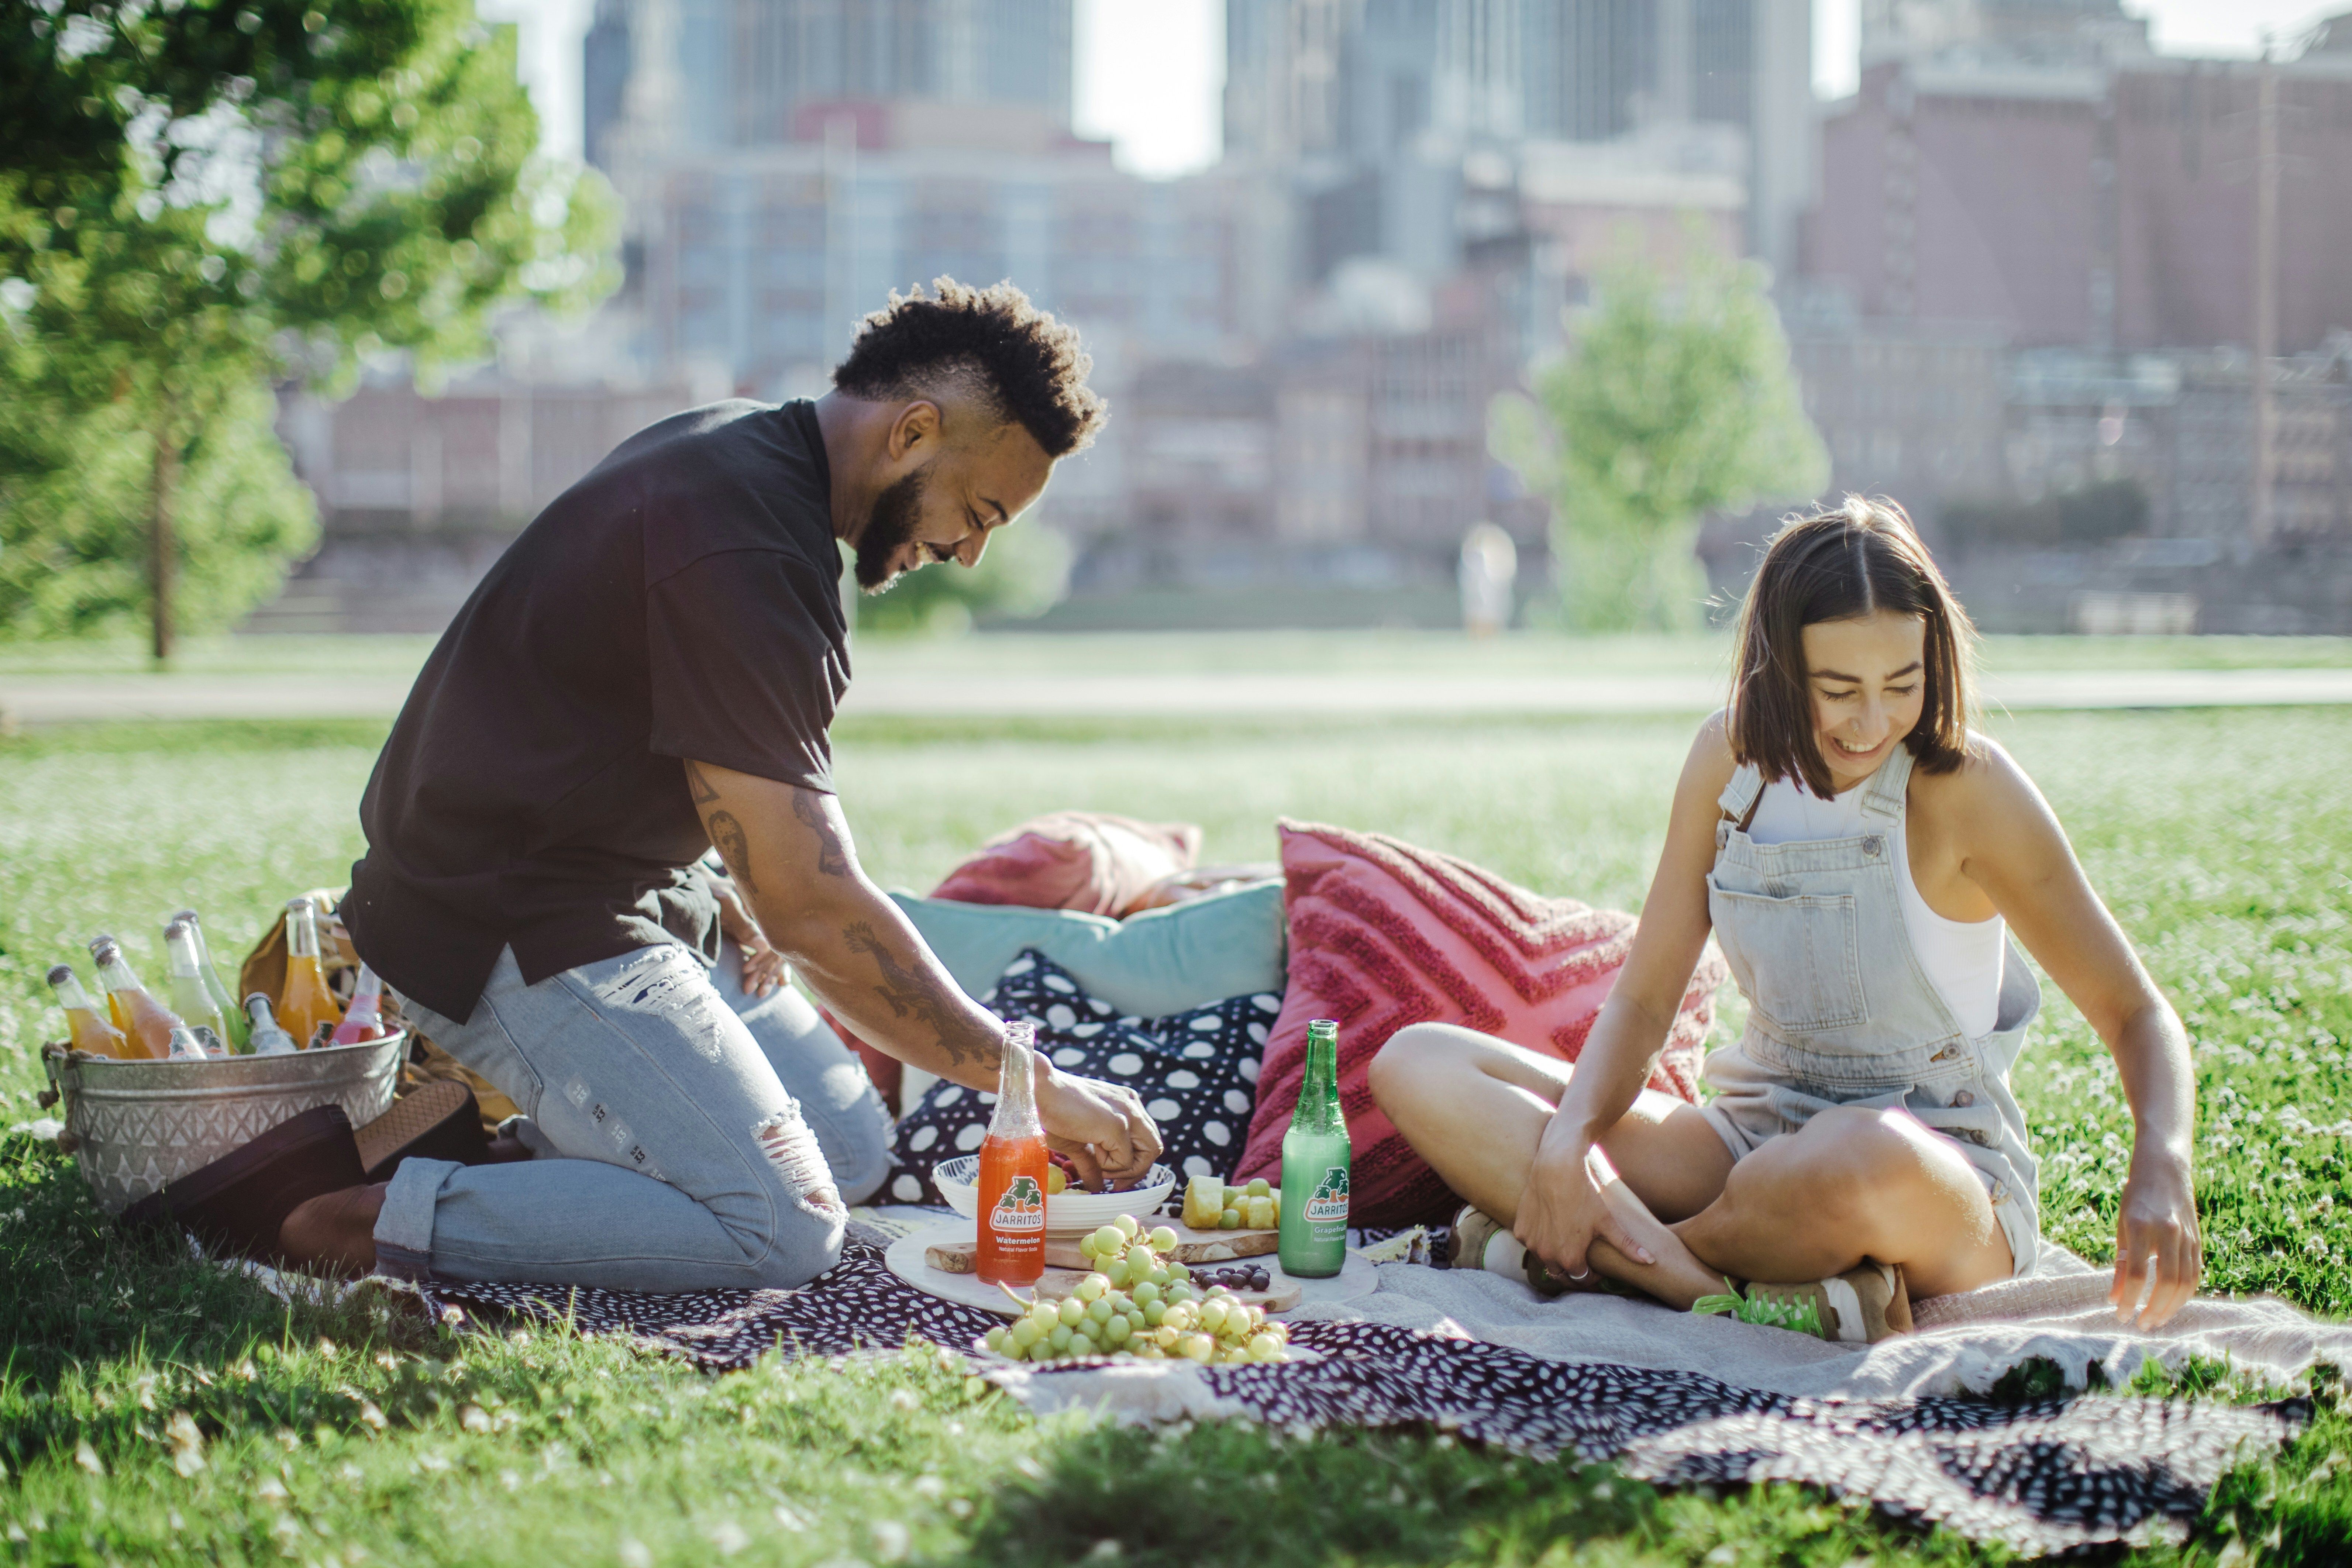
[989,1174,1047,1234]
[1304,1165,1350,1226]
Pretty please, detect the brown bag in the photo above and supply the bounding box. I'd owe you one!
[236,889,517,1133]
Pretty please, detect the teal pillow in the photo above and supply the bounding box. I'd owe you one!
[889,881,1286,1019]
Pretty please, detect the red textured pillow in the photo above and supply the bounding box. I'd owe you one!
[931,812,1203,919]
[1234,819,1727,1228]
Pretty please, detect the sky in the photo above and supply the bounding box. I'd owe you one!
[480,0,2352,176]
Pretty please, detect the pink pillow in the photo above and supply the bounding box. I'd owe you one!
[931,812,1203,919]
[1234,819,1726,1227]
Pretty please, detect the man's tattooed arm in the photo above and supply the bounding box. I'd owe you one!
[792,788,853,878]
[683,757,720,805]
[843,920,1001,1071]
[706,810,757,895]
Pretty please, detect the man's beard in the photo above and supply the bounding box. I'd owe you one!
[855,468,927,593]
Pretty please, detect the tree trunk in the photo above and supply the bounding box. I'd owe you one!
[149,401,177,668]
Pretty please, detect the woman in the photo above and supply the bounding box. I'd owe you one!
[1370,499,2202,1338]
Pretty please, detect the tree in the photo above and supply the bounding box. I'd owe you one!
[0,0,618,657]
[1491,246,1829,631]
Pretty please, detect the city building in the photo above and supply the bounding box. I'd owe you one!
[1224,0,1813,287]
[583,0,1072,168]
[1808,5,2352,355]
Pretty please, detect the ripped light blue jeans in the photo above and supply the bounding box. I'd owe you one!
[375,941,893,1291]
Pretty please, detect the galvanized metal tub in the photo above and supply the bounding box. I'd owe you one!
[42,1033,406,1214]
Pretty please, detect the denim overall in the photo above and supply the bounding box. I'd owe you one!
[1700,743,2043,1276]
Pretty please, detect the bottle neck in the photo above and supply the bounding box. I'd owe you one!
[50,971,100,1013]
[97,953,143,993]
[164,927,203,979]
[991,1023,1041,1137]
[1291,1027,1339,1134]
[346,964,384,1017]
[286,904,320,962]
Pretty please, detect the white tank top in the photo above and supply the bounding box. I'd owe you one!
[1745,776,2006,1038]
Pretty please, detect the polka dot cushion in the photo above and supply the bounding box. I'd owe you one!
[880,948,1277,1205]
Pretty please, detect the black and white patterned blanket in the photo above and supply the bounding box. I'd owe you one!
[416,1239,2301,1556]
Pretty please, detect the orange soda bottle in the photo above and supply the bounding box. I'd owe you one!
[89,939,181,1060]
[975,1019,1049,1286]
[330,963,389,1045]
[276,897,344,1048]
[47,964,130,1058]
[86,934,129,1034]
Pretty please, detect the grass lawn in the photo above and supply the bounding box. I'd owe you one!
[3,706,2351,1564]
[3,628,2348,683]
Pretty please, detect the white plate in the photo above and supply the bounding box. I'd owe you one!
[930,1153,1177,1238]
[882,1220,1381,1320]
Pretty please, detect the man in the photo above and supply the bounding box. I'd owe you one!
[257,280,1161,1288]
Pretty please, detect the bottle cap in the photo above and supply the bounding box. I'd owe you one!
[47,963,72,986]
[172,907,201,926]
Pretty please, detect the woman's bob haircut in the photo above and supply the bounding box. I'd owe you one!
[1728,496,1979,800]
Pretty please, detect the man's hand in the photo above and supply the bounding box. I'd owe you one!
[2112,1145,2201,1330]
[1036,1065,1162,1192]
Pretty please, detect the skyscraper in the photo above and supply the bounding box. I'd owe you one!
[1222,0,1814,281]
[584,0,1074,168]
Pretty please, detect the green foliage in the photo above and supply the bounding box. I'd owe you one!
[1494,244,1829,631]
[0,377,317,641]
[852,518,1074,637]
[0,0,619,653]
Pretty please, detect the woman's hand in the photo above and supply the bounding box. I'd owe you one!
[2112,1144,2201,1329]
[1034,1064,1164,1193]
[713,882,787,997]
[1514,1137,1655,1280]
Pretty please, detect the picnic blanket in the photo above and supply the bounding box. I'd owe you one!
[413,1219,2333,1556]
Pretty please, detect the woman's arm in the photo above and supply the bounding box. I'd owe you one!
[1944,740,2202,1328]
[1515,714,1737,1274]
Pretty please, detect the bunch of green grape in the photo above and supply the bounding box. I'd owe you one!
[980,1214,1292,1366]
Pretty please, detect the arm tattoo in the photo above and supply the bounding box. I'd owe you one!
[707,810,757,895]
[792,789,852,878]
[843,920,999,1071]
[684,758,720,805]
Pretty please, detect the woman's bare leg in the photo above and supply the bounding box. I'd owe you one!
[1370,1023,1734,1306]
[1670,1105,2014,1299]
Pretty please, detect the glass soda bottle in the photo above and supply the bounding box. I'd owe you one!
[276,897,344,1048]
[48,964,130,1058]
[330,963,390,1045]
[162,919,231,1054]
[90,938,181,1061]
[87,934,128,1034]
[1277,1017,1351,1279]
[975,1019,1049,1287]
[172,909,249,1051]
[244,994,299,1056]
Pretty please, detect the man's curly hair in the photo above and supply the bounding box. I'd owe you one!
[832,278,1107,458]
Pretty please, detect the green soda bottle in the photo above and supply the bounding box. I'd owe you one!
[173,909,249,1051]
[1277,1017,1351,1278]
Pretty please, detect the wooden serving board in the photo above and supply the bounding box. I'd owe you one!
[918,1230,1300,1312]
[885,1222,1380,1320]
[924,1219,1277,1274]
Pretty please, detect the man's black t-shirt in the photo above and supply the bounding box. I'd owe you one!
[345,399,848,1023]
